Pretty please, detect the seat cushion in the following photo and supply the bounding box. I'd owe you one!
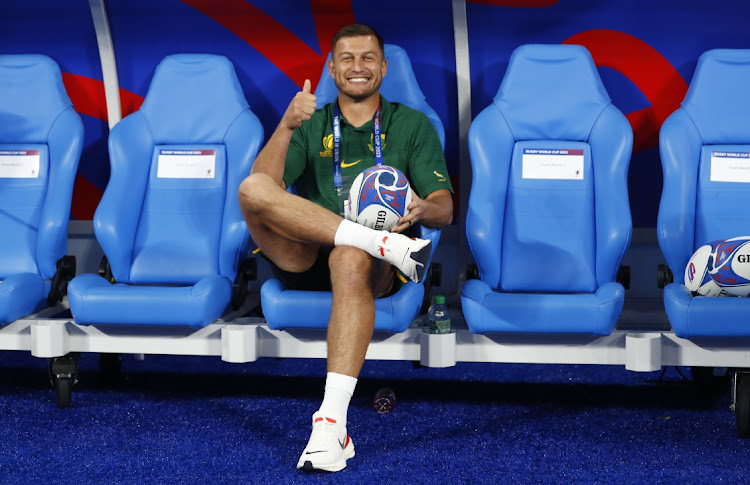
[261,278,425,333]
[68,273,232,328]
[664,283,750,338]
[0,273,46,324]
[461,278,624,335]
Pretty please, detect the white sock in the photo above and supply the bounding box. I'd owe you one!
[317,372,358,425]
[334,219,386,258]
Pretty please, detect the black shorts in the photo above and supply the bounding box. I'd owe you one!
[266,247,334,292]
[262,246,407,294]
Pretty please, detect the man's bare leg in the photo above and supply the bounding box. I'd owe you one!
[297,246,392,473]
[241,173,392,381]
[326,246,394,377]
[238,172,432,282]
[239,172,342,272]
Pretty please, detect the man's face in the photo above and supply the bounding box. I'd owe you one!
[328,35,387,102]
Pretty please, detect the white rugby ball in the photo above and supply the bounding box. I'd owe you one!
[685,243,728,297]
[347,165,412,231]
[709,236,750,297]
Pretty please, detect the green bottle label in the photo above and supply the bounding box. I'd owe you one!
[429,319,451,334]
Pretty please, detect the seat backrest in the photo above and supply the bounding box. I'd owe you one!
[467,44,632,293]
[315,44,445,150]
[96,54,263,285]
[658,49,750,280]
[0,54,83,280]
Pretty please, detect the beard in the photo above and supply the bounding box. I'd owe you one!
[334,76,382,102]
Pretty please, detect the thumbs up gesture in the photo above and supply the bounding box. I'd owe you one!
[281,79,317,131]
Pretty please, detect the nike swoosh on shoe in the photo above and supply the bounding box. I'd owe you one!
[409,241,431,283]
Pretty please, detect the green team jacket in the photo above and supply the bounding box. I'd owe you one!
[283,95,454,215]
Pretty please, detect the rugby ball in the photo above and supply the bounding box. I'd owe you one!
[347,165,412,231]
[685,241,728,297]
[709,236,750,297]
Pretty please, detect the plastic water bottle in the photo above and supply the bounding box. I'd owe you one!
[373,387,396,413]
[428,295,452,334]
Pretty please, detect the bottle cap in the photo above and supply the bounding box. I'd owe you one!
[435,295,446,304]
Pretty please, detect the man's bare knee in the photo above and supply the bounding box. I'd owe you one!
[329,246,393,298]
[329,246,373,287]
[238,173,278,215]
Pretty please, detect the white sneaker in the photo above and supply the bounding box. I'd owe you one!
[297,413,355,472]
[376,232,432,283]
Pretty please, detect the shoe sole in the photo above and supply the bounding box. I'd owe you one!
[410,240,432,283]
[299,446,355,472]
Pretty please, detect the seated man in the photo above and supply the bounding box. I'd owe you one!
[238,24,453,472]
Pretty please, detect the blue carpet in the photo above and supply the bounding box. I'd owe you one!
[0,351,748,484]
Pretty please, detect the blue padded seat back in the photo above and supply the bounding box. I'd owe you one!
[0,145,48,277]
[98,54,260,285]
[139,54,249,144]
[681,50,750,145]
[0,55,82,280]
[695,145,750,247]
[130,145,227,283]
[504,142,595,292]
[495,44,611,142]
[688,50,750,248]
[0,55,72,143]
[315,44,445,149]
[467,44,632,292]
[659,50,750,278]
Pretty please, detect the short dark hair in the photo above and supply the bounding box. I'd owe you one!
[331,24,384,56]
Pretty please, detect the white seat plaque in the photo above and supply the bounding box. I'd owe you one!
[522,148,584,180]
[157,149,216,178]
[0,150,40,178]
[710,151,750,183]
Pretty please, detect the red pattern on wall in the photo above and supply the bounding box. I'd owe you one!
[62,73,144,120]
[61,73,145,219]
[180,0,354,89]
[310,0,356,56]
[563,29,689,153]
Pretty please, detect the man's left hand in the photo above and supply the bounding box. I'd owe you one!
[392,189,453,233]
[392,192,424,233]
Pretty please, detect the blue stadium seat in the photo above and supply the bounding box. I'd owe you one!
[461,44,633,335]
[658,49,750,338]
[260,44,443,332]
[67,54,263,328]
[0,55,83,324]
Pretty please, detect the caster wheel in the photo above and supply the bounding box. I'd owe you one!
[49,355,78,409]
[54,376,73,409]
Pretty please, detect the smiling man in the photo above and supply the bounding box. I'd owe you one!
[238,24,453,472]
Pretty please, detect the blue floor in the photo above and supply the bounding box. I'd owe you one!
[0,350,749,484]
